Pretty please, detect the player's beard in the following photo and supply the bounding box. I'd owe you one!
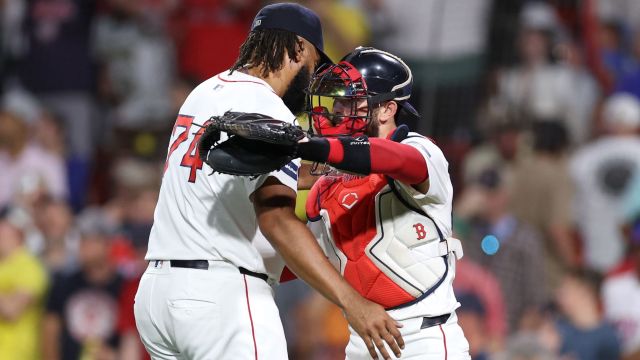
[282,65,311,116]
[366,112,380,138]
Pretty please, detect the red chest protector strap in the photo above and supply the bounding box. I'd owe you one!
[306,176,335,221]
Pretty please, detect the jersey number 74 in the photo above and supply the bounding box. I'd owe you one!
[164,115,211,183]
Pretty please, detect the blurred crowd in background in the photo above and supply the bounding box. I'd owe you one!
[1,0,640,359]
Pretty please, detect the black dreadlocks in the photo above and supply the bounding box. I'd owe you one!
[230,29,302,78]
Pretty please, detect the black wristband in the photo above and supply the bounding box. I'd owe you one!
[296,137,330,163]
[336,136,371,175]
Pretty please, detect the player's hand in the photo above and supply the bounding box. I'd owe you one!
[342,295,404,359]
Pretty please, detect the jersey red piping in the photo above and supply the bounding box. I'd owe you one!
[217,74,275,94]
[243,274,259,360]
[439,324,448,360]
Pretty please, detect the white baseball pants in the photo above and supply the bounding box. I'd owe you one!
[345,312,470,360]
[134,260,288,360]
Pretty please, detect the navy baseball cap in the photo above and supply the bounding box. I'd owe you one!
[251,3,333,68]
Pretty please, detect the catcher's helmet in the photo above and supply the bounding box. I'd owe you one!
[306,47,419,136]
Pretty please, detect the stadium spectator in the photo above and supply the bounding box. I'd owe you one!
[42,211,124,360]
[492,304,562,360]
[453,257,507,350]
[0,109,67,208]
[457,167,548,332]
[115,202,153,360]
[595,18,632,88]
[362,0,491,138]
[0,208,48,360]
[118,274,149,360]
[555,269,622,360]
[110,186,156,278]
[510,121,577,293]
[596,0,640,32]
[169,76,199,118]
[34,199,79,273]
[461,118,524,188]
[554,35,601,144]
[89,156,160,230]
[93,0,176,130]
[0,0,27,86]
[623,171,640,224]
[615,27,640,101]
[570,93,640,272]
[32,110,65,158]
[456,292,491,360]
[496,3,599,145]
[602,218,640,359]
[16,0,97,209]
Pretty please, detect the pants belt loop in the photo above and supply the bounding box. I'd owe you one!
[239,267,269,283]
[420,313,451,329]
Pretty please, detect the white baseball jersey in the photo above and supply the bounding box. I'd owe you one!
[309,133,461,319]
[145,70,300,280]
[136,70,296,359]
[389,134,461,320]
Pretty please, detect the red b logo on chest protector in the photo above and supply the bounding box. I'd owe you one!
[413,223,427,240]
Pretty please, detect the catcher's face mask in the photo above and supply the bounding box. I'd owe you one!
[306,61,372,137]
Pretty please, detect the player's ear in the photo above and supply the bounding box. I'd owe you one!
[293,37,306,63]
[379,101,398,123]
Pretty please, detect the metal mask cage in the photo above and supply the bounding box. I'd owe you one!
[305,62,373,137]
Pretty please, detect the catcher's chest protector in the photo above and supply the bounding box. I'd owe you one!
[307,174,449,309]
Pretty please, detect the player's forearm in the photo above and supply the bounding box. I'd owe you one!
[298,136,428,184]
[259,211,358,309]
[253,178,362,309]
[297,162,321,190]
[269,219,360,309]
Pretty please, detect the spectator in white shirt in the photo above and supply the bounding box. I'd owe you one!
[570,93,640,272]
[0,109,68,208]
